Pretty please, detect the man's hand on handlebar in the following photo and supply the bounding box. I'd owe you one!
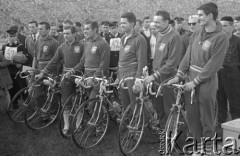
[35,72,44,81]
[144,75,155,84]
[184,81,196,92]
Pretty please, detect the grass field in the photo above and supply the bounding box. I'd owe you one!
[0,113,165,156]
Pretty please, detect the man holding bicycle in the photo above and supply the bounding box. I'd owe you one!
[36,26,85,133]
[118,12,148,108]
[144,10,183,128]
[168,2,229,156]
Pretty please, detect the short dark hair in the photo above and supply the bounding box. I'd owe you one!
[101,21,110,26]
[197,2,218,20]
[75,22,82,27]
[234,16,240,21]
[143,16,150,22]
[121,12,137,26]
[29,21,38,27]
[63,20,73,25]
[39,21,50,30]
[221,16,234,26]
[84,20,99,32]
[136,19,143,26]
[19,25,25,31]
[155,10,171,21]
[63,26,77,34]
[169,20,175,27]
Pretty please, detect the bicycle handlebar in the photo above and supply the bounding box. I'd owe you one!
[119,77,136,89]
[148,82,156,95]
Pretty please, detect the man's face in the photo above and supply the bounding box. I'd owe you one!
[74,24,82,32]
[143,19,151,29]
[8,35,17,43]
[84,24,96,39]
[198,10,211,26]
[28,23,38,35]
[150,25,158,36]
[153,15,168,32]
[234,20,240,30]
[63,29,75,42]
[38,24,49,37]
[134,21,142,32]
[49,26,57,36]
[174,20,183,31]
[120,18,133,33]
[111,27,118,35]
[102,25,109,34]
[63,23,72,29]
[188,19,200,32]
[220,21,233,35]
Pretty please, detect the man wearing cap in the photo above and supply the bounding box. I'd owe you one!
[100,21,113,44]
[182,15,200,58]
[217,16,240,136]
[2,28,31,108]
[33,21,59,71]
[9,25,27,46]
[168,2,229,156]
[174,17,187,36]
[233,16,240,38]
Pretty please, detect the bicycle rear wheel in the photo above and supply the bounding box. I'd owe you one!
[118,100,145,155]
[164,106,179,155]
[59,92,83,138]
[25,92,61,130]
[72,98,109,149]
[8,87,32,123]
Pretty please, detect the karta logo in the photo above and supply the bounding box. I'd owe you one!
[159,132,240,155]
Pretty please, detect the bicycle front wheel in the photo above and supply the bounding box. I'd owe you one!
[118,100,145,155]
[59,92,84,138]
[25,92,61,130]
[72,98,109,149]
[8,87,32,123]
[164,106,179,155]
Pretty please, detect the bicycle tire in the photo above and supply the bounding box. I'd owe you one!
[25,92,61,130]
[72,98,109,149]
[164,106,179,155]
[59,92,83,138]
[118,100,145,155]
[8,87,31,123]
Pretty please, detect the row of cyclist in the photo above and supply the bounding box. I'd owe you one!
[8,66,195,155]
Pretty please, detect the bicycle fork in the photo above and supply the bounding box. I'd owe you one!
[88,97,103,126]
[127,101,143,131]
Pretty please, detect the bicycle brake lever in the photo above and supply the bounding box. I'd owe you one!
[191,89,195,104]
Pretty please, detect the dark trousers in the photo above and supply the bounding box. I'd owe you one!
[151,73,176,126]
[185,69,217,142]
[9,74,27,108]
[217,66,240,124]
[118,67,138,109]
[61,78,76,109]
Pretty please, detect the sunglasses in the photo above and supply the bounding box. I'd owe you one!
[188,22,197,26]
